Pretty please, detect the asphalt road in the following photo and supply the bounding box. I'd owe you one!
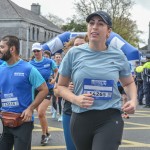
[31,105,150,150]
[1,105,150,150]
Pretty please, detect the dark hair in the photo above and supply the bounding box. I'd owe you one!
[1,35,20,55]
[54,53,61,57]
[43,50,51,57]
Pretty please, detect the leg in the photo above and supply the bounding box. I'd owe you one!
[58,97,63,122]
[70,112,93,150]
[52,95,57,111]
[70,109,123,150]
[138,83,144,105]
[37,99,51,135]
[92,112,124,150]
[13,122,34,150]
[0,126,14,150]
[52,95,57,119]
[58,97,62,115]
[62,113,76,150]
[144,84,150,107]
[37,99,51,145]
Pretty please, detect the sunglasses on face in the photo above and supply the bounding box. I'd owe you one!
[33,50,40,53]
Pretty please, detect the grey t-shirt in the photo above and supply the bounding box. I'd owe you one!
[59,43,131,113]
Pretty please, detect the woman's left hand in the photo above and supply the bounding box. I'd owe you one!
[121,100,137,114]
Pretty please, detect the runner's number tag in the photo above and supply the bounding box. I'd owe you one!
[83,79,114,100]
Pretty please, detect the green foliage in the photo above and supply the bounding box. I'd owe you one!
[112,17,142,47]
[61,20,87,32]
[45,0,144,47]
[71,0,143,47]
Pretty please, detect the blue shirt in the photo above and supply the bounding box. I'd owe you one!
[0,59,45,117]
[0,59,4,65]
[59,43,131,113]
[30,57,57,89]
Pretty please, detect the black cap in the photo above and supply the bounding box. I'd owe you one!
[86,11,112,27]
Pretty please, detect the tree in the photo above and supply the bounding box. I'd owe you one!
[73,0,143,47]
[45,13,65,27]
[61,15,87,32]
[45,13,87,32]
[62,20,87,32]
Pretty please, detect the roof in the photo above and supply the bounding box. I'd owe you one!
[0,0,63,33]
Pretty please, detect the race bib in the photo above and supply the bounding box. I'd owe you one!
[1,94,19,108]
[83,79,114,100]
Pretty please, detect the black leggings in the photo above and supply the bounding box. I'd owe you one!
[70,109,124,150]
[52,96,62,115]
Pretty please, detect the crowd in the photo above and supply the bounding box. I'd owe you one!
[0,10,147,150]
[135,55,150,108]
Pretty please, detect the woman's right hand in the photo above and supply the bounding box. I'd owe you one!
[74,93,94,108]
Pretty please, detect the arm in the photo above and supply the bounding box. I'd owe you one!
[53,82,59,97]
[21,66,49,122]
[21,82,48,122]
[50,68,58,84]
[120,75,137,114]
[29,82,48,110]
[57,74,94,108]
[54,81,74,97]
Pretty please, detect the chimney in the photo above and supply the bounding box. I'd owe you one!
[31,3,41,15]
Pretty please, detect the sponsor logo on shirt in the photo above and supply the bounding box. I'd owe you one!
[44,64,50,68]
[14,72,24,76]
[4,93,14,98]
[91,80,107,86]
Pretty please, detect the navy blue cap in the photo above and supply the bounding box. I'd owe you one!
[86,11,112,27]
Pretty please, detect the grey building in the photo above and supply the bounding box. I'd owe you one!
[0,0,63,59]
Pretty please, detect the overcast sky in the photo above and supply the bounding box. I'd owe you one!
[11,0,150,47]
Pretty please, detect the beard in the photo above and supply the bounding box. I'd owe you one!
[1,49,12,61]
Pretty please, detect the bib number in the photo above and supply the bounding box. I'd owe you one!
[83,79,114,100]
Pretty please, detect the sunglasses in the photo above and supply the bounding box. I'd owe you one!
[33,50,40,53]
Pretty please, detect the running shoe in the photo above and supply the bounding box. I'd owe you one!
[46,133,51,141]
[41,135,47,146]
[41,134,51,146]
[58,115,63,122]
[52,111,57,119]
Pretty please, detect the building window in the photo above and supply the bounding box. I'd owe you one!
[32,27,35,40]
[48,32,50,39]
[37,28,39,41]
[44,31,47,41]
[29,28,30,40]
